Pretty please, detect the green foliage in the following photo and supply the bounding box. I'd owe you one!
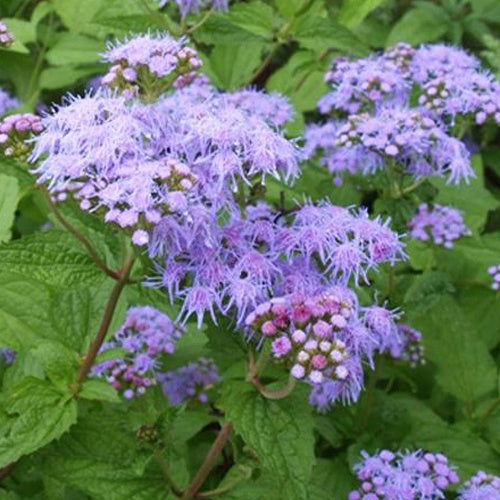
[221,382,315,500]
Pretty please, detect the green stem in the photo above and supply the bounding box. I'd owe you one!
[186,9,214,34]
[401,177,427,195]
[181,423,234,500]
[153,449,184,497]
[75,252,134,388]
[357,359,382,432]
[42,188,122,281]
[477,398,500,428]
[195,470,250,498]
[251,376,296,400]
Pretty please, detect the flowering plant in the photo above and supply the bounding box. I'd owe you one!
[0,0,498,499]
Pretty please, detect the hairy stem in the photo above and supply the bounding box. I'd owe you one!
[181,422,233,500]
[42,189,122,281]
[75,253,134,387]
[153,449,184,497]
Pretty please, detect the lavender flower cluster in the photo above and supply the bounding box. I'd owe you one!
[349,449,459,499]
[458,471,500,499]
[307,43,500,186]
[157,0,228,18]
[0,113,44,158]
[0,88,19,116]
[488,264,500,291]
[102,33,203,98]
[408,203,471,249]
[0,21,13,48]
[92,306,183,399]
[0,348,15,364]
[158,357,219,405]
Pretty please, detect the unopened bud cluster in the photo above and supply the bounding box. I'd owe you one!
[0,22,13,48]
[245,290,357,386]
[92,306,183,399]
[158,357,219,406]
[458,471,500,499]
[487,263,500,291]
[409,203,471,249]
[349,449,459,499]
[102,34,202,99]
[0,113,43,158]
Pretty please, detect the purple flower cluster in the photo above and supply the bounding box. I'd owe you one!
[0,113,44,158]
[245,287,391,408]
[0,21,14,48]
[393,324,425,367]
[102,33,203,98]
[349,449,459,499]
[408,203,471,249]
[487,264,500,291]
[308,43,500,185]
[92,306,183,399]
[158,357,219,405]
[0,88,19,116]
[1,348,15,364]
[458,471,500,499]
[30,83,301,247]
[148,202,403,328]
[158,0,229,19]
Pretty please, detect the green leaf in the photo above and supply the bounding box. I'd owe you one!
[79,380,121,403]
[46,33,104,66]
[291,16,369,55]
[403,270,455,314]
[40,409,172,500]
[309,458,356,499]
[39,66,102,89]
[205,43,264,90]
[338,0,388,29]
[386,8,450,47]
[226,1,275,38]
[0,378,77,467]
[266,50,329,112]
[0,230,105,289]
[410,296,497,407]
[220,382,315,500]
[0,174,19,243]
[31,1,54,26]
[0,272,52,350]
[2,19,37,44]
[274,0,310,19]
[49,0,109,37]
[194,16,270,45]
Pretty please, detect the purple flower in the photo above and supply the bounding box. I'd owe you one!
[0,21,14,48]
[408,203,471,249]
[488,264,500,291]
[1,348,16,364]
[349,449,459,499]
[92,306,183,399]
[0,113,43,159]
[158,357,219,405]
[158,0,228,19]
[458,471,500,499]
[392,324,425,367]
[0,88,20,116]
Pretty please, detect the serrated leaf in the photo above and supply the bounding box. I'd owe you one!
[205,43,264,90]
[79,380,121,403]
[291,16,369,56]
[0,378,77,467]
[274,0,310,19]
[31,339,79,386]
[409,296,497,407]
[226,1,275,38]
[338,0,388,29]
[220,382,314,500]
[386,8,450,47]
[0,230,105,288]
[194,16,270,45]
[403,270,455,314]
[0,174,19,243]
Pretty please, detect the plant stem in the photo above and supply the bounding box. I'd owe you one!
[250,375,296,400]
[245,43,280,86]
[195,471,250,498]
[75,253,134,388]
[357,359,381,432]
[0,461,17,483]
[42,189,122,281]
[187,8,213,34]
[153,449,184,497]
[181,422,233,500]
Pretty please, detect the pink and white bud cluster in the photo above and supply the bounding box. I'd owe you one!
[245,289,358,385]
[102,34,203,99]
[0,113,43,158]
[0,21,14,48]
